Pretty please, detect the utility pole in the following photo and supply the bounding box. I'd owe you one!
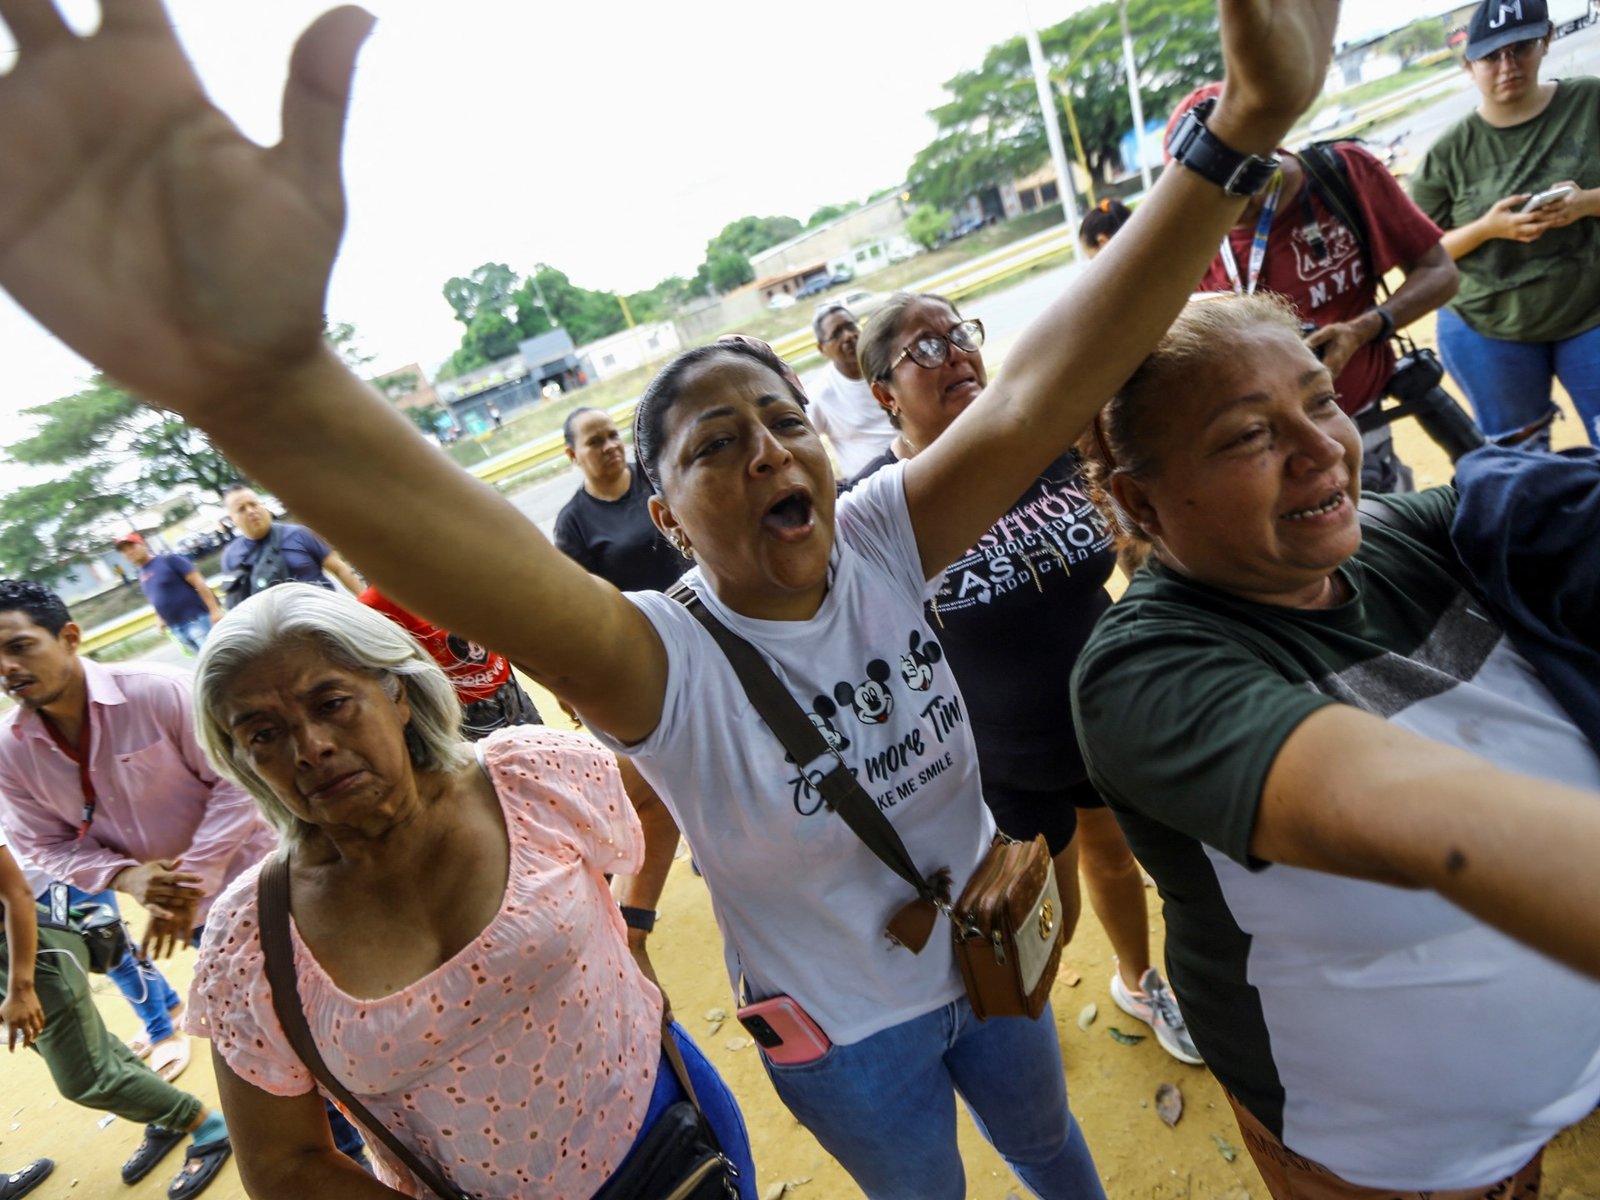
[1022,1,1083,258]
[1118,0,1154,192]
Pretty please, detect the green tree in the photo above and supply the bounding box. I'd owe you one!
[323,320,375,370]
[705,215,804,262]
[908,0,1223,207]
[708,252,755,292]
[1381,20,1444,66]
[905,204,952,250]
[7,376,235,497]
[442,262,518,325]
[0,376,237,581]
[373,370,421,402]
[807,202,859,227]
[0,472,131,583]
[463,309,523,365]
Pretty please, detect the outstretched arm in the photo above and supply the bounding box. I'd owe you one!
[0,3,666,743]
[1258,705,1600,981]
[903,0,1341,578]
[0,849,46,1051]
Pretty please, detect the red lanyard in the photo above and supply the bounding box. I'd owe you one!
[40,709,97,840]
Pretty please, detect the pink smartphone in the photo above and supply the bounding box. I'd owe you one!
[736,995,833,1066]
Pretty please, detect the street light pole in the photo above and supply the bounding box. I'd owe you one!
[1022,1,1083,258]
[1118,0,1154,192]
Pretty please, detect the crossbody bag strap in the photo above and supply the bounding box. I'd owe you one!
[257,858,471,1200]
[665,582,944,910]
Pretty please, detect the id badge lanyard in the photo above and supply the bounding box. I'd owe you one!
[1218,170,1284,296]
[40,711,100,848]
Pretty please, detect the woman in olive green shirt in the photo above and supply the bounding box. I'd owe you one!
[1409,0,1600,447]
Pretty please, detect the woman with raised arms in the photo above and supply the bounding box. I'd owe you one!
[12,2,1592,1196]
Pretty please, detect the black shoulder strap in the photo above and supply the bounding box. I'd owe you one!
[1295,142,1385,298]
[257,858,472,1200]
[1357,496,1481,598]
[665,581,943,909]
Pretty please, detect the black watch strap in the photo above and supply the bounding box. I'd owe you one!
[619,904,657,933]
[1166,97,1281,197]
[1370,305,1396,343]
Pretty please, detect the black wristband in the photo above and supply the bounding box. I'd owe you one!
[619,905,657,933]
[1369,305,1396,344]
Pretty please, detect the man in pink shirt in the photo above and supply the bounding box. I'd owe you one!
[0,579,370,1170]
[0,580,275,949]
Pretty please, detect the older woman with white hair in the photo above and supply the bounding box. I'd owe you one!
[181,584,754,1200]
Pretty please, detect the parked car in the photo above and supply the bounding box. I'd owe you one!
[828,265,855,286]
[767,291,798,311]
[885,238,917,264]
[794,274,832,300]
[834,288,887,319]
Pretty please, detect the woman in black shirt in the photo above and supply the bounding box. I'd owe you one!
[852,291,1201,1065]
[554,407,690,593]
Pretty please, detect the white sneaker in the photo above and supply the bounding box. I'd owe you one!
[1110,965,1204,1066]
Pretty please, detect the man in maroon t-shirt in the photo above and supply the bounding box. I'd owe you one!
[1169,84,1460,492]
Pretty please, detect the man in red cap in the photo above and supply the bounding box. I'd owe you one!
[1166,83,1460,492]
[114,534,223,655]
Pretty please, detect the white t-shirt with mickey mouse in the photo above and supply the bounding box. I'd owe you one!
[594,463,995,1045]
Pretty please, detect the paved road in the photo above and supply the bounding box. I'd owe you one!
[1365,22,1600,166]
[503,31,1600,539]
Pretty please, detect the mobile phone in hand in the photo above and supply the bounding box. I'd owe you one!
[1521,186,1574,213]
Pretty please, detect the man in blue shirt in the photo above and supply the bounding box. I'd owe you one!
[114,534,223,654]
[219,485,363,604]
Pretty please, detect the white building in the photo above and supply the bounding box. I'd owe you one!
[581,321,684,381]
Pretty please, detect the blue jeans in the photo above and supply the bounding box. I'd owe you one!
[605,1022,758,1199]
[168,614,214,655]
[41,887,183,1043]
[763,998,1103,1200]
[1437,306,1600,446]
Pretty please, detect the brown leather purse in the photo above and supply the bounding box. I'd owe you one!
[670,584,1064,1022]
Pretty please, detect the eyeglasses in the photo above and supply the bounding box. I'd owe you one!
[819,321,859,345]
[882,319,986,376]
[1474,38,1540,66]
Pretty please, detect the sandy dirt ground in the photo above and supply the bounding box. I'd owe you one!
[2,343,1597,1199]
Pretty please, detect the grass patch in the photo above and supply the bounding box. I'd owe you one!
[443,364,661,469]
[90,630,168,663]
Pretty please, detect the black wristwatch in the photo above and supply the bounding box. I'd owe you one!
[1369,304,1396,344]
[619,905,657,933]
[1165,97,1281,197]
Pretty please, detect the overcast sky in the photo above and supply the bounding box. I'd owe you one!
[1,0,1447,442]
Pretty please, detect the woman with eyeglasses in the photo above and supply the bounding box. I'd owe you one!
[0,0,1345,1192]
[848,294,1202,1067]
[1409,0,1600,447]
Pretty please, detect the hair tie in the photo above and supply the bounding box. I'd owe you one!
[1098,198,1112,212]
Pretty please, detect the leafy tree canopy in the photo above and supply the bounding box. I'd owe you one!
[705,215,803,263]
[324,320,375,370]
[806,202,859,228]
[905,204,953,250]
[442,262,519,326]
[1,376,237,581]
[908,0,1223,208]
[439,262,643,382]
